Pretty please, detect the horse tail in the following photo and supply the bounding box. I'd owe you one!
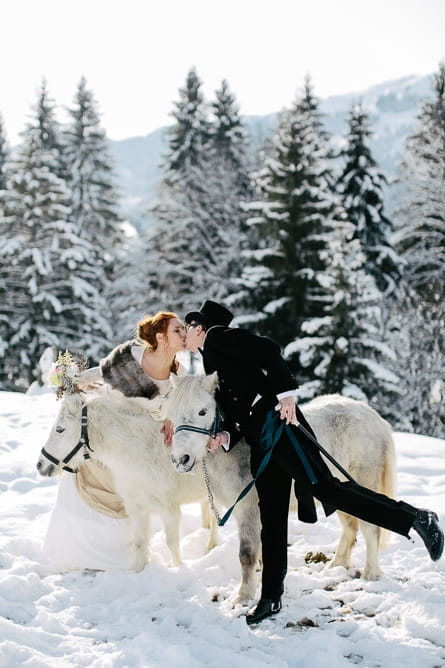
[379,428,397,550]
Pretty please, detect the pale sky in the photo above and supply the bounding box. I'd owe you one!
[1,0,444,144]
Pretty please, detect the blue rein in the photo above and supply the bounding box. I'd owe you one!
[218,409,318,526]
[219,409,357,526]
[173,405,354,528]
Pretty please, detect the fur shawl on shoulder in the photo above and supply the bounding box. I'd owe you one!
[100,340,160,399]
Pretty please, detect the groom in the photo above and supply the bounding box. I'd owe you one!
[184,299,444,625]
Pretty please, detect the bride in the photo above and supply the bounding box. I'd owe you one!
[43,311,187,572]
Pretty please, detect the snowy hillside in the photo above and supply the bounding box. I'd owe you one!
[109,73,433,226]
[1,390,444,667]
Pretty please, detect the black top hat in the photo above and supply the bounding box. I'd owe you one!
[185,300,233,329]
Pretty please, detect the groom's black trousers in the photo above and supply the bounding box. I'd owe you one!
[245,403,416,601]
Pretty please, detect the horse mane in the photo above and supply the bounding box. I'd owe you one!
[64,388,158,420]
[91,390,157,418]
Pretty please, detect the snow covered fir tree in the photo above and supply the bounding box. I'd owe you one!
[63,77,122,281]
[392,62,445,436]
[237,79,338,365]
[236,79,400,415]
[0,80,122,390]
[121,68,254,332]
[0,67,443,438]
[336,103,401,296]
[284,213,400,418]
[110,67,215,335]
[0,112,12,387]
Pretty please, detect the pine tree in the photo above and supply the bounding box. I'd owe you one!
[146,164,229,314]
[337,104,401,295]
[0,86,115,389]
[0,112,8,191]
[210,79,252,194]
[284,214,399,410]
[144,72,253,317]
[148,67,211,313]
[7,130,114,386]
[28,79,65,171]
[390,293,444,437]
[109,69,212,331]
[392,62,445,436]
[395,63,445,302]
[165,67,209,179]
[105,226,150,341]
[0,112,12,387]
[0,129,72,386]
[239,78,336,364]
[63,77,122,280]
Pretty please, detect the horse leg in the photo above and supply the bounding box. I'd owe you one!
[161,508,183,567]
[360,521,382,580]
[206,507,218,553]
[200,499,211,529]
[125,502,151,572]
[330,511,358,571]
[198,499,218,551]
[231,500,261,606]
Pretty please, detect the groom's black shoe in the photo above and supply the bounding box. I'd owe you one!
[413,509,444,561]
[246,597,282,625]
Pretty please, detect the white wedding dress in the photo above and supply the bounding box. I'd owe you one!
[43,345,184,572]
[43,469,135,572]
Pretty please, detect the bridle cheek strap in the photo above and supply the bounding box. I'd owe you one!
[174,405,223,440]
[40,404,93,473]
[175,424,216,438]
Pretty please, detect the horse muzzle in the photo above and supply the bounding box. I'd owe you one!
[170,453,196,473]
[36,458,57,477]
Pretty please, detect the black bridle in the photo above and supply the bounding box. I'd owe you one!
[174,405,223,440]
[40,403,94,473]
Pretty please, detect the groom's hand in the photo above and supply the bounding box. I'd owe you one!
[207,432,230,452]
[277,396,299,426]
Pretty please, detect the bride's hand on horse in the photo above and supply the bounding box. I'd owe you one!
[161,419,174,446]
[207,432,229,452]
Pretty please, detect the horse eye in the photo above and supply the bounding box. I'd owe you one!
[198,409,207,416]
[56,426,65,433]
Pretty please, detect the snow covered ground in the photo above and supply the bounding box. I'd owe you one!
[1,390,444,668]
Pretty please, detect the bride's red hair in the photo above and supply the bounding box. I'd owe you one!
[136,311,180,373]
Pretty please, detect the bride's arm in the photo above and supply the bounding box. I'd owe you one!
[78,366,103,389]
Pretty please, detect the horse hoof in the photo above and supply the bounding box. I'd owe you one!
[133,559,147,572]
[364,567,383,580]
[231,590,256,608]
[329,559,350,570]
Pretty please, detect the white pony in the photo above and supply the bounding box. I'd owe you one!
[168,373,397,580]
[37,386,261,604]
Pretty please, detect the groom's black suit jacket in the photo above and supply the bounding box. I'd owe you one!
[201,325,336,522]
[201,325,299,447]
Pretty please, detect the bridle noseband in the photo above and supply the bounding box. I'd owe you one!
[40,403,94,473]
[174,405,223,440]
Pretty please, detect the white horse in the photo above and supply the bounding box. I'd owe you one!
[37,386,261,604]
[168,373,397,580]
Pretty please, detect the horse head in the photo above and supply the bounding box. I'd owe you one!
[168,372,219,473]
[36,393,86,476]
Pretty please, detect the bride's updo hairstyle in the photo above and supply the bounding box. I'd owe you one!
[136,311,180,373]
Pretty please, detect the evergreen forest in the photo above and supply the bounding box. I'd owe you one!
[1,65,444,437]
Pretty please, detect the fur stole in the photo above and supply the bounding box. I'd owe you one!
[100,340,159,399]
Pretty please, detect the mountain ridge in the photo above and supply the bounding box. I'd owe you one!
[109,73,434,227]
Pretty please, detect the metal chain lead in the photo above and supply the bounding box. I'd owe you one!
[201,457,221,523]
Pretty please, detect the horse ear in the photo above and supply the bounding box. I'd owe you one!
[203,371,219,394]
